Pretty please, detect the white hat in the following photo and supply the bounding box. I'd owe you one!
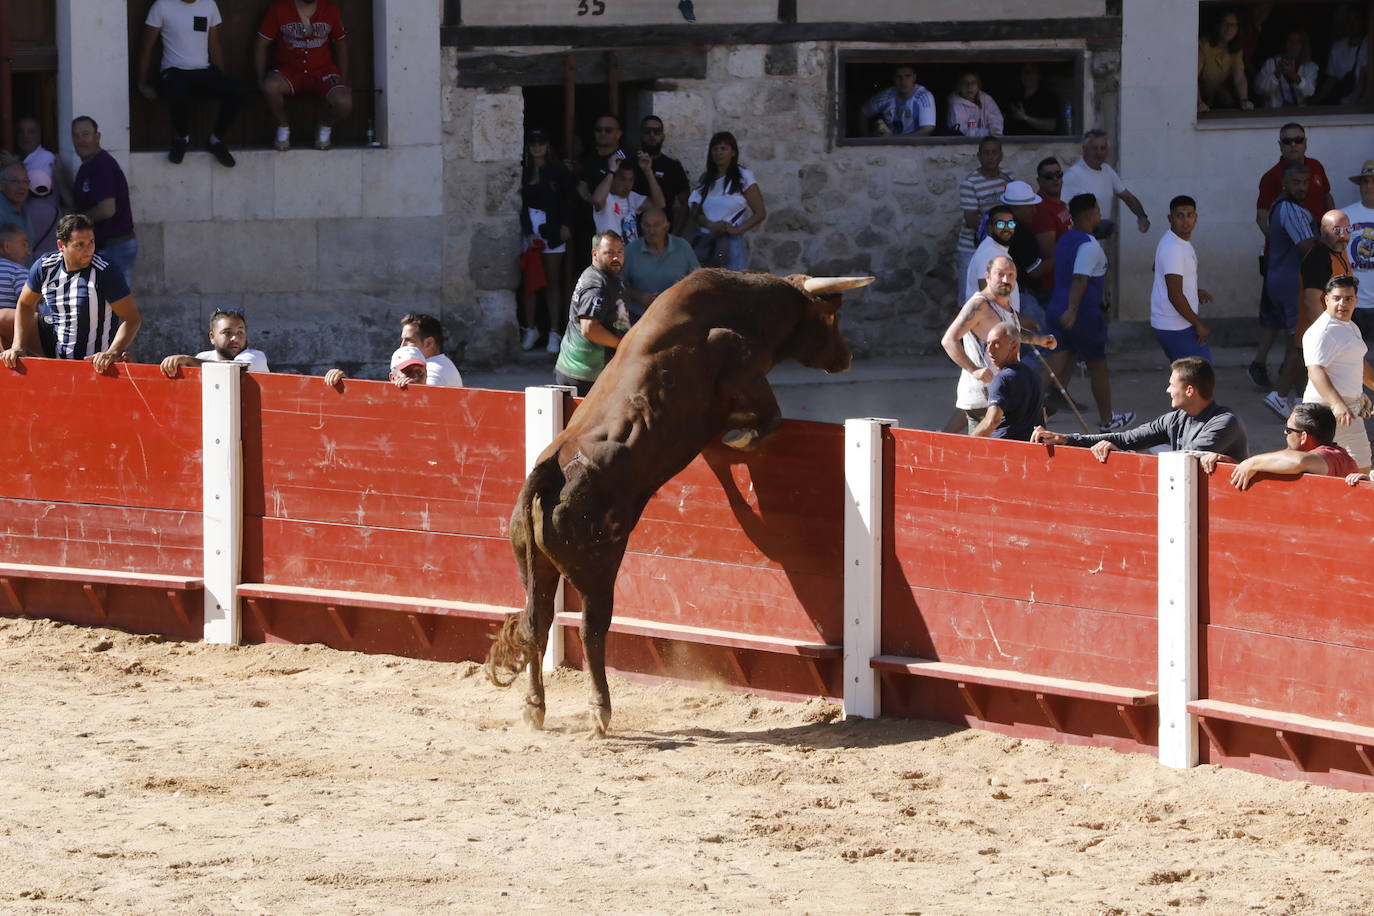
[27,168,52,197]
[390,345,427,373]
[1000,180,1042,206]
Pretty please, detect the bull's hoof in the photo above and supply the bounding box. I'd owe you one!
[523,703,546,731]
[722,428,759,450]
[588,705,612,738]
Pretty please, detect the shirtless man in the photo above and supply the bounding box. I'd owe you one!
[941,255,1057,433]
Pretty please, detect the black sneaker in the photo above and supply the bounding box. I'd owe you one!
[1246,361,1271,390]
[207,139,236,168]
[169,135,189,165]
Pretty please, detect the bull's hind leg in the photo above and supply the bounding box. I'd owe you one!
[576,578,618,738]
[519,550,562,731]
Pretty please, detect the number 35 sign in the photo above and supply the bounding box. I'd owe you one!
[460,0,774,27]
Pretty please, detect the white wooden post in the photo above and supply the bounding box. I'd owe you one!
[843,418,894,719]
[526,386,573,672]
[1157,451,1199,768]
[201,363,243,645]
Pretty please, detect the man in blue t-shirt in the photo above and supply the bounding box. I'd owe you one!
[0,213,141,372]
[971,320,1044,440]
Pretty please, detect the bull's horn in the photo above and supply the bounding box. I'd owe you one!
[803,276,876,295]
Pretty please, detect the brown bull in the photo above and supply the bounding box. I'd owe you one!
[484,268,874,735]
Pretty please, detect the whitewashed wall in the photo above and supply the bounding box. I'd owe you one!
[1118,0,1372,326]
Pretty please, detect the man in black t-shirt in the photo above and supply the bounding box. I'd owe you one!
[1299,209,1353,340]
[971,320,1045,440]
[632,115,691,235]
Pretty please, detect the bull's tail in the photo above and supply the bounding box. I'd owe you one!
[484,456,565,688]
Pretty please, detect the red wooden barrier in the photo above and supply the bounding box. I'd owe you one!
[1200,470,1374,790]
[238,374,526,659]
[878,430,1158,751]
[0,360,203,638]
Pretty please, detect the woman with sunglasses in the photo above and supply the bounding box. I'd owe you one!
[687,132,767,271]
[519,128,575,352]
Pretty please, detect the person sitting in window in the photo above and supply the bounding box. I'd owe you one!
[946,71,1004,138]
[1255,29,1319,109]
[1314,4,1369,106]
[1005,62,1063,136]
[860,64,936,137]
[1198,8,1254,112]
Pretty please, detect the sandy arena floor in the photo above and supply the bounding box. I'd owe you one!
[2,615,1371,915]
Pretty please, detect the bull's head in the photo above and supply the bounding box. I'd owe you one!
[784,275,875,374]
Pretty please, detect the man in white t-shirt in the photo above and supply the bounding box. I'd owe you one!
[1062,129,1150,239]
[160,307,269,377]
[1344,160,1374,345]
[1150,195,1214,363]
[1302,275,1373,471]
[592,152,664,244]
[401,312,463,387]
[965,203,1022,315]
[136,0,243,167]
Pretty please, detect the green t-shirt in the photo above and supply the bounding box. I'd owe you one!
[554,265,631,382]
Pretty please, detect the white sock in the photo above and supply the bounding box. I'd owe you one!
[317,125,332,141]
[275,126,289,141]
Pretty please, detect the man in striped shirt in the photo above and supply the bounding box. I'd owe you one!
[956,138,1011,294]
[0,224,29,308]
[1,213,141,372]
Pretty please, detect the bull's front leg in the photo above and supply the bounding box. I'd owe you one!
[721,374,782,450]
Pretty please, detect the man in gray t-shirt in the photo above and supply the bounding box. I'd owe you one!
[1032,356,1248,462]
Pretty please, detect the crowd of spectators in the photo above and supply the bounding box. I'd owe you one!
[1198,3,1369,113]
[856,62,1071,139]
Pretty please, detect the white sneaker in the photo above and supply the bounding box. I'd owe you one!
[545,331,562,354]
[314,125,332,151]
[273,126,290,151]
[520,327,539,351]
[1098,411,1136,433]
[1263,391,1291,419]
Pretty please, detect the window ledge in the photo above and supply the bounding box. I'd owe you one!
[1196,110,1374,131]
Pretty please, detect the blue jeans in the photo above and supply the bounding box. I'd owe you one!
[101,236,138,289]
[1153,326,1212,363]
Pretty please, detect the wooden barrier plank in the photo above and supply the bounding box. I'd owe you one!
[243,376,525,534]
[1203,474,1374,647]
[1204,625,1374,727]
[245,517,525,608]
[598,551,842,644]
[0,361,201,510]
[871,655,1157,704]
[553,611,840,657]
[237,582,516,621]
[886,430,1157,616]
[879,582,1158,689]
[0,499,202,575]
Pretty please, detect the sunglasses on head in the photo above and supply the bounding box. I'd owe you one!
[1280,136,1306,145]
[993,219,1017,229]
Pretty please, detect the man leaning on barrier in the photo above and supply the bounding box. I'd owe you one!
[1032,356,1247,463]
[0,213,141,373]
[161,307,270,377]
[1199,401,1355,489]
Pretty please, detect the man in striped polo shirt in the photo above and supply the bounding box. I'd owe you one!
[0,213,141,372]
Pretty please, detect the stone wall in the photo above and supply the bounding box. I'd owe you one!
[446,41,1115,365]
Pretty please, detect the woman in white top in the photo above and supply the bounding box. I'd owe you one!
[1255,30,1320,109]
[687,131,767,271]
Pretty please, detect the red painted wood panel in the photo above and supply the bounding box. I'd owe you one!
[0,498,201,574]
[241,599,504,663]
[628,421,845,571]
[0,580,203,642]
[886,429,1158,617]
[879,584,1157,688]
[1203,472,1374,647]
[246,517,525,609]
[1205,625,1374,726]
[0,360,200,510]
[244,375,524,536]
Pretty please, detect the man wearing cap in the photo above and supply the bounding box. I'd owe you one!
[160,307,270,377]
[1001,179,1049,330]
[22,165,58,259]
[1061,129,1149,238]
[0,161,34,247]
[1343,160,1374,347]
[388,346,429,389]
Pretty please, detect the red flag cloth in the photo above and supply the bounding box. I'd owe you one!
[520,240,547,293]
